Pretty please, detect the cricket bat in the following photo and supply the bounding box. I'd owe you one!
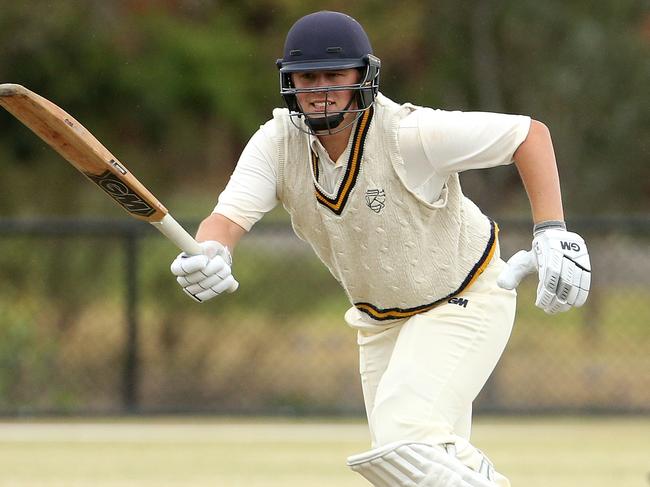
[0,83,203,256]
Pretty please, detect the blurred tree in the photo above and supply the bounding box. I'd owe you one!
[0,0,647,218]
[495,0,650,214]
[0,0,647,415]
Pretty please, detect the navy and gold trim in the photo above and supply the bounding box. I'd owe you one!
[355,221,499,321]
[311,150,320,182]
[310,107,373,215]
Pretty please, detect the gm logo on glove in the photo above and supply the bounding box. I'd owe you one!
[560,241,581,252]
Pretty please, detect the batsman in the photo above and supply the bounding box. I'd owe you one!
[170,11,591,487]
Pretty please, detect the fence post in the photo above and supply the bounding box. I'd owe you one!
[123,232,140,413]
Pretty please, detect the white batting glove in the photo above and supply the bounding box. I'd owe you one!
[497,227,591,314]
[170,240,239,303]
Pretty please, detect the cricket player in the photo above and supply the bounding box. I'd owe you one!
[170,11,591,487]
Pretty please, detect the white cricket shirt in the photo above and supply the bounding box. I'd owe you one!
[214,105,531,231]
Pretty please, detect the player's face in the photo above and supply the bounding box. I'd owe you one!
[291,69,360,117]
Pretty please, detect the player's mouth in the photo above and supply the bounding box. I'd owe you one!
[311,100,336,113]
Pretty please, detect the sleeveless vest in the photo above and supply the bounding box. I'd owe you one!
[276,94,498,322]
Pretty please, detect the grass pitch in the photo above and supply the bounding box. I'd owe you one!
[0,416,647,486]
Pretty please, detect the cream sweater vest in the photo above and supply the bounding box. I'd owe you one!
[276,94,498,322]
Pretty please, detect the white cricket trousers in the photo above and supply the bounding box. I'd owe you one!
[348,255,516,448]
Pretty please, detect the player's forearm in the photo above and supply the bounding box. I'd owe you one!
[513,120,565,224]
[196,212,247,250]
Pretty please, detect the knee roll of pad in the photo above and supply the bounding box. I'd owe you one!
[346,441,498,487]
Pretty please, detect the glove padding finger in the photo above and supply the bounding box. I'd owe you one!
[537,274,571,314]
[170,240,239,302]
[540,295,572,314]
[185,270,235,295]
[556,261,590,308]
[574,271,591,307]
[193,275,239,301]
[556,257,583,305]
[170,254,210,276]
[538,247,563,296]
[183,287,204,303]
[497,250,537,290]
[534,229,591,313]
[176,256,229,285]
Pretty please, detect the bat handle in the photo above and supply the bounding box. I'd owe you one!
[151,214,239,294]
[151,214,203,255]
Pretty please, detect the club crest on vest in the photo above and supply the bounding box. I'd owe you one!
[365,188,386,213]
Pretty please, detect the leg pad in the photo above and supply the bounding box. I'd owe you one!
[347,441,494,487]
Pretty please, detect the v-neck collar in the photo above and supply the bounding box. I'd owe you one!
[309,107,374,216]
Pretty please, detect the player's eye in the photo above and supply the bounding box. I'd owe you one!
[297,73,315,82]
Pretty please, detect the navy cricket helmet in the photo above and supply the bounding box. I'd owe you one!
[276,11,381,134]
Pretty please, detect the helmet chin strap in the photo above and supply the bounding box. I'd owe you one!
[305,112,344,132]
[303,96,355,134]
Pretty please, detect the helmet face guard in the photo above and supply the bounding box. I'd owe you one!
[277,55,380,134]
[276,11,381,135]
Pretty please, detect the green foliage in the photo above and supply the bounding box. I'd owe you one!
[0,0,647,217]
[0,1,648,415]
[0,304,55,410]
[496,0,650,213]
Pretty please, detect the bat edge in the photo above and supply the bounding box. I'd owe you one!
[0,83,28,98]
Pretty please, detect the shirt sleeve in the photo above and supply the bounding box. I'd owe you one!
[410,107,531,176]
[213,119,280,231]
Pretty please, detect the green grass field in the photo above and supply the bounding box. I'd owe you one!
[0,417,647,486]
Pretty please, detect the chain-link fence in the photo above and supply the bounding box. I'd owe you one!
[0,217,648,416]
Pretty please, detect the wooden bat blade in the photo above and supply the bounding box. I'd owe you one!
[0,83,167,222]
[0,84,236,286]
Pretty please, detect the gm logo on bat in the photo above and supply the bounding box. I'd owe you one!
[87,170,156,217]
